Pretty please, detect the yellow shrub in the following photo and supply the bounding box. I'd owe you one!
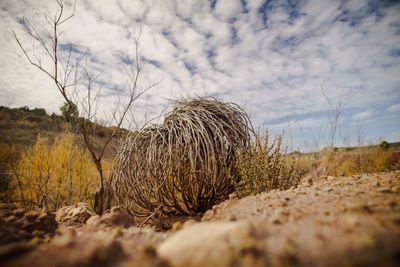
[12,133,99,210]
[372,149,392,172]
[340,159,357,176]
[338,148,395,176]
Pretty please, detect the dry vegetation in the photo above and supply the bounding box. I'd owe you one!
[1,101,399,267]
[235,132,302,197]
[112,97,252,217]
[2,1,399,265]
[0,107,117,210]
[1,102,399,217]
[296,144,400,179]
[12,133,110,210]
[337,146,400,175]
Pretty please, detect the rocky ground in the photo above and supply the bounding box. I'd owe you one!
[1,172,399,267]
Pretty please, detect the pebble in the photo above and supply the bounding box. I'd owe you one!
[344,215,361,229]
[157,222,264,267]
[4,215,17,223]
[377,187,391,193]
[229,192,238,199]
[322,187,333,193]
[28,236,42,246]
[327,176,336,181]
[172,221,183,231]
[385,199,398,208]
[354,233,374,247]
[13,208,25,217]
[389,214,400,224]
[32,230,45,237]
[53,232,76,247]
[345,203,372,213]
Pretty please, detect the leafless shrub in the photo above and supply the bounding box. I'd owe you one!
[12,0,157,214]
[321,82,359,176]
[112,97,252,217]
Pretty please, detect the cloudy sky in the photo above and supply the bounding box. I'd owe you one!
[0,0,399,150]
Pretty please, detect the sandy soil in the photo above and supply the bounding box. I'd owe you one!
[202,171,400,266]
[1,171,399,267]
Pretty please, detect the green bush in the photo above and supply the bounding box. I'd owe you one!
[234,132,302,197]
[60,102,79,122]
[379,140,390,150]
[32,108,47,117]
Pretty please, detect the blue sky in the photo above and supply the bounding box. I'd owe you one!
[0,0,399,150]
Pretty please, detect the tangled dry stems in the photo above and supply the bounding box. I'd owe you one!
[112,97,252,217]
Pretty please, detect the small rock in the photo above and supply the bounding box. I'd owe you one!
[372,181,381,187]
[172,221,183,231]
[86,215,101,228]
[377,187,391,193]
[110,226,124,238]
[0,242,34,262]
[389,214,400,224]
[182,219,197,229]
[20,220,33,230]
[4,215,17,223]
[345,203,372,213]
[299,178,312,187]
[322,187,333,193]
[157,221,172,231]
[229,215,237,221]
[98,206,134,228]
[43,235,52,243]
[28,236,41,246]
[344,215,361,229]
[56,203,95,228]
[327,176,336,181]
[385,199,398,208]
[12,209,25,218]
[0,203,16,211]
[52,230,76,247]
[157,222,265,267]
[268,208,289,224]
[32,230,45,237]
[36,212,50,222]
[354,233,374,247]
[229,192,238,199]
[25,211,39,221]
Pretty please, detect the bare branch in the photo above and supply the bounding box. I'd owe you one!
[13,0,156,214]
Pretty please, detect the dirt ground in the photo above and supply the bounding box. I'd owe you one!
[1,171,399,267]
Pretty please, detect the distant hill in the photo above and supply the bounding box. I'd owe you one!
[0,106,122,158]
[0,106,65,147]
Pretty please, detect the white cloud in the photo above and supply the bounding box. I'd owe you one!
[0,0,399,144]
[387,103,400,113]
[214,0,243,21]
[353,110,373,121]
[269,117,328,130]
